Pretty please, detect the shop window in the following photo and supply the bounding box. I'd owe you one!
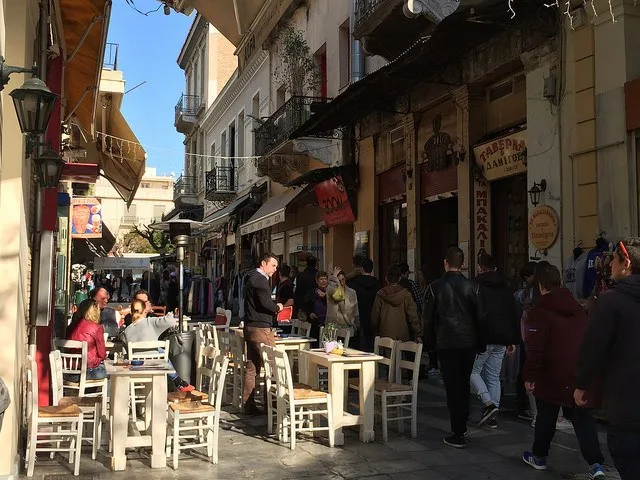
[339,20,350,88]
[378,201,407,281]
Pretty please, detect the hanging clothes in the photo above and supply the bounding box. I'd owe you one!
[565,250,588,300]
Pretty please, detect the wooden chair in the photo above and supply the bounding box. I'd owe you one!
[166,349,229,467]
[268,345,334,450]
[260,343,279,435]
[53,339,109,418]
[226,333,245,408]
[152,305,167,316]
[214,307,231,330]
[127,340,170,425]
[291,320,312,337]
[24,356,84,477]
[50,350,103,460]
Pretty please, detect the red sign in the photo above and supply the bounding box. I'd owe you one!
[475,179,490,256]
[314,176,355,227]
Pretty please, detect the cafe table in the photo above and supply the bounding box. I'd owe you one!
[299,348,383,446]
[105,359,174,471]
[230,327,315,353]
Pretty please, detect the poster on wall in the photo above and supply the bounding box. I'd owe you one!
[71,197,102,239]
[354,231,370,259]
[314,175,355,227]
[473,130,527,182]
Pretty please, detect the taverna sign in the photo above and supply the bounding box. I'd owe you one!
[473,130,527,182]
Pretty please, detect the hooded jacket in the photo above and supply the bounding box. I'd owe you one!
[576,275,640,429]
[523,287,587,406]
[475,271,520,346]
[348,274,380,337]
[371,284,422,341]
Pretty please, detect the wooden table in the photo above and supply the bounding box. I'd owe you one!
[299,348,382,446]
[230,327,314,352]
[105,359,174,471]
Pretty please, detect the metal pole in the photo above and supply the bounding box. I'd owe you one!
[178,252,184,331]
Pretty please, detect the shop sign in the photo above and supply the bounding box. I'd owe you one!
[474,181,490,256]
[473,130,527,182]
[354,231,370,259]
[528,205,559,250]
[296,245,323,251]
[314,175,355,227]
[421,113,456,172]
[71,197,102,239]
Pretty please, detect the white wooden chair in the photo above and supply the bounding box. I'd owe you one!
[260,343,279,435]
[53,339,109,418]
[377,340,423,442]
[127,340,170,425]
[166,349,228,468]
[49,350,103,460]
[24,356,84,477]
[268,345,334,450]
[224,333,245,408]
[291,320,312,337]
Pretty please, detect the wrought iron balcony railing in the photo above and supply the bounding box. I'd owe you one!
[255,96,331,157]
[173,175,197,200]
[175,94,201,119]
[354,0,387,30]
[205,167,236,197]
[103,43,119,70]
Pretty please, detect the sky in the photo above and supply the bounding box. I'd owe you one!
[107,0,194,177]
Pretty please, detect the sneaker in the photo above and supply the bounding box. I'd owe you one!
[531,418,536,428]
[486,418,498,429]
[556,418,573,430]
[589,463,606,479]
[518,410,534,421]
[427,368,441,377]
[443,434,466,449]
[477,404,499,427]
[174,378,195,392]
[522,451,548,471]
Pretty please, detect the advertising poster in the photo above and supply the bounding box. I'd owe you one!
[313,175,355,227]
[71,197,102,239]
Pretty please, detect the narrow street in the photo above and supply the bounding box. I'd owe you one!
[23,379,620,480]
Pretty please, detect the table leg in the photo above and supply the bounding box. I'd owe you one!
[110,376,129,471]
[329,363,345,446]
[359,360,376,443]
[143,382,152,432]
[150,375,168,468]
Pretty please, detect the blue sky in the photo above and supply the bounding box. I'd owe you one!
[108,0,193,177]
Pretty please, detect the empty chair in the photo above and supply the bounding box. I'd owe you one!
[214,307,231,330]
[291,320,312,337]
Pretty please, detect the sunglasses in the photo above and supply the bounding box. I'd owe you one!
[618,241,630,261]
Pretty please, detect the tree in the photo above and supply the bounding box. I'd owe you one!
[111,225,174,255]
[273,25,320,97]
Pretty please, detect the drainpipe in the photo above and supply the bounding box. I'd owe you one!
[350,0,364,83]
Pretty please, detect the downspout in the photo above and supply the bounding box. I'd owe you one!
[350,0,364,83]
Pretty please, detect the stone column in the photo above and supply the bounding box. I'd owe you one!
[452,85,485,275]
[521,43,563,270]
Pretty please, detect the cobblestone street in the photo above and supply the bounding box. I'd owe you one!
[23,379,621,480]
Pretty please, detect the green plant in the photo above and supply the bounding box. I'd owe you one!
[273,25,321,97]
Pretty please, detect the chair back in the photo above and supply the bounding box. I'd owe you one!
[127,340,170,361]
[260,344,277,393]
[394,341,423,393]
[196,345,220,394]
[204,323,220,350]
[214,307,231,329]
[319,326,352,347]
[211,353,230,411]
[228,333,245,364]
[53,339,88,389]
[293,320,312,337]
[374,336,397,382]
[271,347,294,400]
[25,356,38,424]
[218,330,231,355]
[49,350,65,405]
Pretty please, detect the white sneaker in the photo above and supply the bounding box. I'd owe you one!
[556,418,573,430]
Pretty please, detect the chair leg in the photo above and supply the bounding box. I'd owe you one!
[130,381,138,424]
[26,426,36,478]
[326,395,335,447]
[290,404,296,450]
[267,393,273,435]
[172,412,180,469]
[50,425,58,459]
[73,415,83,476]
[397,397,405,433]
[411,395,418,439]
[381,393,389,443]
[212,413,220,464]
[92,405,99,460]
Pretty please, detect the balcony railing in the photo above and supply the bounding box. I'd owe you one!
[120,215,138,225]
[175,94,200,118]
[103,43,119,70]
[173,175,197,200]
[355,0,387,30]
[255,96,331,157]
[205,167,236,199]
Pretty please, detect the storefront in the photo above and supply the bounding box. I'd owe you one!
[378,162,407,281]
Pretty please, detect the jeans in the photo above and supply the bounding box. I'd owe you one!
[470,344,506,407]
[532,399,604,466]
[158,348,178,381]
[243,326,275,408]
[607,429,640,479]
[439,348,477,436]
[64,363,107,383]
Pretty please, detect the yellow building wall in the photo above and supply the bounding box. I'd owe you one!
[354,136,376,265]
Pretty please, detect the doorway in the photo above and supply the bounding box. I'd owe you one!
[378,200,407,282]
[420,197,458,284]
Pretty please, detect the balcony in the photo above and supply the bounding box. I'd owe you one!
[205,166,236,201]
[173,175,198,205]
[353,0,435,59]
[103,42,119,70]
[174,94,202,134]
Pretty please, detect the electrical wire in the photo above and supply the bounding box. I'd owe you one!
[124,0,163,16]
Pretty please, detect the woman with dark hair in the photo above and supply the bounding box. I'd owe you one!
[301,270,329,347]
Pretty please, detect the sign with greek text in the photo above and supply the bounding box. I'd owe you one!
[473,130,527,181]
[314,176,355,227]
[528,205,559,250]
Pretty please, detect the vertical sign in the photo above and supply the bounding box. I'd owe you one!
[475,179,491,257]
[314,176,356,227]
[71,197,103,239]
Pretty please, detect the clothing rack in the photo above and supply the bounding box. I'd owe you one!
[187,276,215,317]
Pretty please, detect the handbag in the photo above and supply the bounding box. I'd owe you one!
[331,285,345,302]
[160,327,184,357]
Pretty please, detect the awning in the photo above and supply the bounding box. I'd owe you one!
[239,187,309,236]
[290,7,511,138]
[202,193,253,232]
[287,165,358,188]
[71,220,116,264]
[59,0,112,138]
[185,0,266,46]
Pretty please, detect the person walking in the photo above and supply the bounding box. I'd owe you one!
[348,258,380,352]
[371,264,422,342]
[423,247,486,449]
[521,263,605,478]
[471,253,519,428]
[399,262,424,313]
[243,253,283,415]
[575,238,640,479]
[327,267,359,334]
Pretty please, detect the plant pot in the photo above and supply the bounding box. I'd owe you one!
[323,341,337,354]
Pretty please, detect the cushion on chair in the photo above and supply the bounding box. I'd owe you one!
[167,390,209,403]
[169,401,215,413]
[292,383,328,400]
[58,396,102,408]
[38,405,83,418]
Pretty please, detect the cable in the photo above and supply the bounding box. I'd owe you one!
[124,0,163,16]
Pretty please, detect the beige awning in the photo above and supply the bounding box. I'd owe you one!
[186,0,267,46]
[239,187,308,236]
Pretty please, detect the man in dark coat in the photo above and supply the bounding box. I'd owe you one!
[294,255,318,316]
[347,258,380,352]
[575,238,640,479]
[522,263,605,478]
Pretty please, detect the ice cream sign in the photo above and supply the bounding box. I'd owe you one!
[71,197,103,239]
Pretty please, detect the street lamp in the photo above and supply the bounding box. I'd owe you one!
[35,148,65,188]
[528,180,547,207]
[249,183,262,204]
[9,77,58,137]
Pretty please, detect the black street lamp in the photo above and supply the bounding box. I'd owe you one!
[9,77,58,136]
[528,180,547,207]
[35,148,65,188]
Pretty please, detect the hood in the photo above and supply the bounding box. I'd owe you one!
[349,274,379,291]
[376,284,409,307]
[537,288,584,316]
[476,271,509,288]
[612,275,640,304]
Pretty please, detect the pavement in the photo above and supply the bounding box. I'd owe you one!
[22,376,621,480]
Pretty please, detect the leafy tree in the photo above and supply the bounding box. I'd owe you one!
[111,226,174,255]
[274,25,321,97]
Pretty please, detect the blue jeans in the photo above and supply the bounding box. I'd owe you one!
[158,348,178,381]
[64,363,107,383]
[470,345,506,407]
[608,429,640,479]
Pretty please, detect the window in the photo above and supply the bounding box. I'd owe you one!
[210,142,216,172]
[276,85,286,109]
[252,93,260,155]
[378,201,407,282]
[153,205,165,222]
[339,20,350,88]
[314,44,328,97]
[141,182,150,188]
[161,183,169,190]
[200,48,206,103]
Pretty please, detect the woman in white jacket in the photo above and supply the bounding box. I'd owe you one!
[326,267,359,332]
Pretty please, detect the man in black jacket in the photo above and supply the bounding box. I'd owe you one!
[470,253,519,428]
[243,253,283,415]
[423,247,486,449]
[294,255,318,317]
[575,238,640,479]
[347,258,380,352]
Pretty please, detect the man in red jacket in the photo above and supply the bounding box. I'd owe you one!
[521,263,605,479]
